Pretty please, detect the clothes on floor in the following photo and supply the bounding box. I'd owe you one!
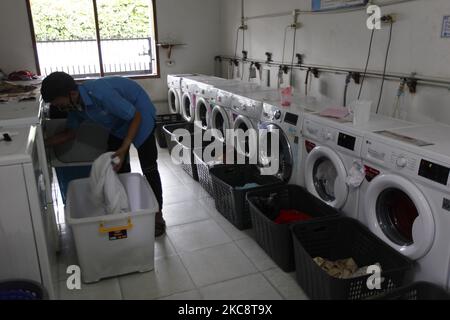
[89,152,130,215]
[313,257,382,279]
[107,130,163,211]
[274,209,312,224]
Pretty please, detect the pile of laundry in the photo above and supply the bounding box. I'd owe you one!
[313,257,382,279]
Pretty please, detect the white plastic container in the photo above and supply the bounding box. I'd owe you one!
[66,173,158,283]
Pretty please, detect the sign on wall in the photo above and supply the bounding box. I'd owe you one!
[312,0,368,12]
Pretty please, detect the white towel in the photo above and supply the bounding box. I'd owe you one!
[90,152,130,215]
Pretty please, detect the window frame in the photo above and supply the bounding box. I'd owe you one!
[25,0,160,79]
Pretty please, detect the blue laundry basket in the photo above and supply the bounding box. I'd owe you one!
[0,280,48,300]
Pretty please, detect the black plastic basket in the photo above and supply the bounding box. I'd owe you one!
[156,114,186,148]
[370,282,450,300]
[290,216,413,300]
[209,164,284,230]
[0,280,48,300]
[193,144,237,197]
[180,142,199,181]
[162,122,198,156]
[246,185,341,272]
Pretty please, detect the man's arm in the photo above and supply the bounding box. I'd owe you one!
[112,111,142,171]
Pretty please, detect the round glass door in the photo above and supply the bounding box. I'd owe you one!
[182,93,192,121]
[196,98,209,129]
[312,157,338,202]
[376,188,419,246]
[168,89,178,114]
[305,146,348,209]
[258,123,292,182]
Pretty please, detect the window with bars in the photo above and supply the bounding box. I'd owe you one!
[27,0,159,79]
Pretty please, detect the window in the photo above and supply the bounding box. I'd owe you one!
[26,0,159,79]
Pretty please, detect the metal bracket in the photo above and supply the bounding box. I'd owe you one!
[242,50,248,61]
[311,68,320,78]
[406,78,418,94]
[265,52,273,63]
[296,53,303,65]
[351,72,361,84]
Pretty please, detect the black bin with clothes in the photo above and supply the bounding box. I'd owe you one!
[156,113,186,148]
[290,216,413,300]
[209,164,284,230]
[246,184,340,272]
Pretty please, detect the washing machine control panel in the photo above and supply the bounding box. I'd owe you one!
[363,139,419,173]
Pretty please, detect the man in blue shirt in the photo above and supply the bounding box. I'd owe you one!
[42,72,166,236]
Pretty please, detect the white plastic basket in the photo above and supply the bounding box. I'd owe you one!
[66,173,158,283]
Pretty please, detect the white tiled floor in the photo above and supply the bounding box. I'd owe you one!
[55,145,308,300]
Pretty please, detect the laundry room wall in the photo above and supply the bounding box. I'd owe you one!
[0,0,221,113]
[218,0,450,125]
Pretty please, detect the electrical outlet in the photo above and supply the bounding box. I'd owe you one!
[381,13,397,24]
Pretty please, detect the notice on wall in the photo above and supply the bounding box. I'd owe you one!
[442,16,450,38]
[311,0,368,11]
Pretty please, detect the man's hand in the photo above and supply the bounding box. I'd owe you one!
[44,128,76,147]
[112,147,128,172]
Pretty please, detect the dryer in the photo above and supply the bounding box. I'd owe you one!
[301,113,417,219]
[358,124,450,289]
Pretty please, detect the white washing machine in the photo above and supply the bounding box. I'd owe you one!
[194,78,243,130]
[167,74,190,114]
[358,124,450,289]
[180,75,228,123]
[208,83,272,143]
[301,113,417,219]
[258,95,330,185]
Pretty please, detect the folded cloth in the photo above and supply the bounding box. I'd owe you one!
[313,257,382,279]
[274,209,312,224]
[90,152,130,215]
[319,107,350,119]
[236,182,260,190]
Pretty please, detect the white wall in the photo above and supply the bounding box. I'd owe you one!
[0,0,221,113]
[218,0,450,125]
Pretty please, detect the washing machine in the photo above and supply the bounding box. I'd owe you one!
[194,78,243,131]
[257,95,329,185]
[357,124,450,289]
[301,113,417,219]
[180,75,229,123]
[208,83,273,143]
[167,74,191,115]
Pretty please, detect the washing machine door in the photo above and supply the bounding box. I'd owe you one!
[168,88,179,114]
[181,92,195,122]
[233,115,257,159]
[305,145,348,209]
[195,97,210,130]
[211,105,231,142]
[363,174,435,260]
[258,123,293,182]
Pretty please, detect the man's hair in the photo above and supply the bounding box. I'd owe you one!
[41,72,77,103]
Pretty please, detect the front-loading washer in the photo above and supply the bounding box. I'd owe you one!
[167,74,196,115]
[301,113,417,219]
[358,124,450,289]
[258,95,330,186]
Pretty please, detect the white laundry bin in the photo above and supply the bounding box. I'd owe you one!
[66,173,158,283]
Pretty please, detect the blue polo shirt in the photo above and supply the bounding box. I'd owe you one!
[66,77,156,148]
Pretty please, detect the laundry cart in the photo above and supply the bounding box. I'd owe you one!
[66,173,158,283]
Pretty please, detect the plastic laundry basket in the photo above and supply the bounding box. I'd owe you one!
[162,122,199,156]
[246,185,340,272]
[370,282,450,300]
[290,216,413,300]
[155,114,186,148]
[209,164,284,230]
[66,173,159,283]
[0,280,48,300]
